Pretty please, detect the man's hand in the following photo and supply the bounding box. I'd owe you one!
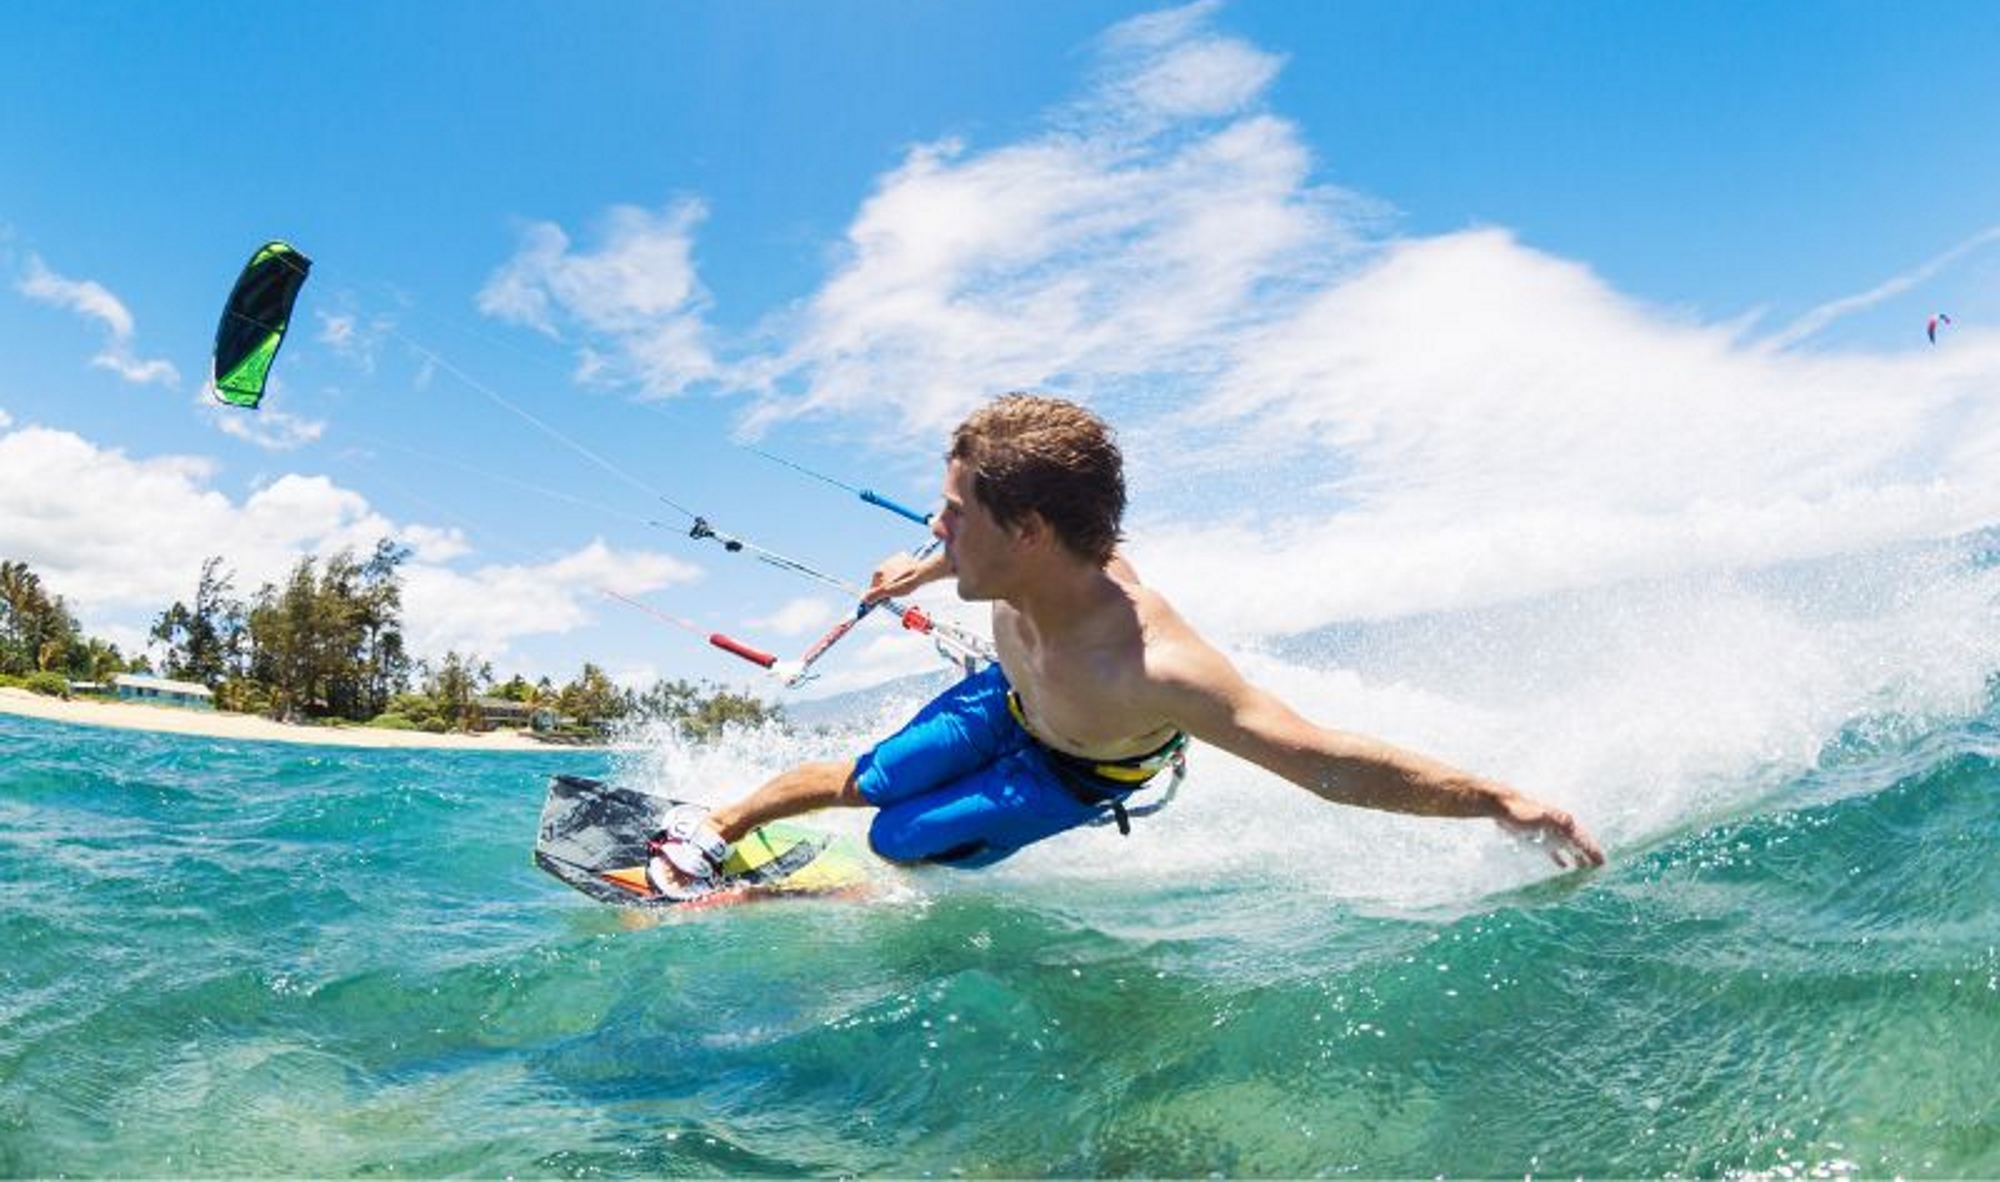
[864,550,945,605]
[1494,794,1606,870]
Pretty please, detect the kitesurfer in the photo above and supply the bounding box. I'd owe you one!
[651,394,1605,894]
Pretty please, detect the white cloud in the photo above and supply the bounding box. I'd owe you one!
[750,595,840,637]
[470,3,1347,441]
[709,3,2000,651]
[319,311,357,349]
[316,308,399,377]
[0,407,11,429]
[1129,228,2000,638]
[455,0,2000,679]
[20,257,134,337]
[739,1,1365,439]
[1765,224,2000,350]
[478,223,568,336]
[1095,0,1283,124]
[204,392,326,451]
[608,662,662,692]
[0,427,403,622]
[91,621,153,660]
[477,200,717,396]
[0,420,702,666]
[400,538,701,660]
[17,255,180,388]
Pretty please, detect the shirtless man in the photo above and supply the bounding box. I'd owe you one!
[651,395,1604,892]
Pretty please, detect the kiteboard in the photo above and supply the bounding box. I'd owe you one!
[534,774,870,908]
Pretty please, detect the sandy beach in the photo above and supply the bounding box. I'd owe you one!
[0,686,575,751]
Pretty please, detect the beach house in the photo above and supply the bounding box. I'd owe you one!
[111,673,216,711]
[473,695,559,733]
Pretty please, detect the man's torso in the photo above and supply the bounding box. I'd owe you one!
[990,568,1187,763]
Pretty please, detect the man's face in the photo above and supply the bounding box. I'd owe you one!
[934,458,1014,601]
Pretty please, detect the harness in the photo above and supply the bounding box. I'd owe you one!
[1007,690,1187,835]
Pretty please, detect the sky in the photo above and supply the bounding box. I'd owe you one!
[4,0,1999,702]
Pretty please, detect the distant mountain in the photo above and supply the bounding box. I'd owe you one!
[780,668,958,730]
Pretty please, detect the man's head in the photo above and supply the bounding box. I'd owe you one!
[947,394,1125,565]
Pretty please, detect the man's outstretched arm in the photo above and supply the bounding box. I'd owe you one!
[1149,643,1606,869]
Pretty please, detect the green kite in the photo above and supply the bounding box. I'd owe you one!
[211,241,311,409]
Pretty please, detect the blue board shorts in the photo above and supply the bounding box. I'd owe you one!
[855,663,1110,867]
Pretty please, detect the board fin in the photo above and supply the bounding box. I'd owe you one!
[598,865,655,894]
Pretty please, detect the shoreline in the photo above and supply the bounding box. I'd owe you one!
[0,687,594,751]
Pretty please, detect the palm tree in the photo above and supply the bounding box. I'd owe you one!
[0,561,30,673]
[0,561,69,674]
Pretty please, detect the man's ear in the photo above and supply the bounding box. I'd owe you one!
[1010,511,1050,550]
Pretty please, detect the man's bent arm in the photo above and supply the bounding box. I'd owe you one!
[865,549,952,603]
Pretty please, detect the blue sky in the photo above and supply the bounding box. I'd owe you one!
[4,0,1998,698]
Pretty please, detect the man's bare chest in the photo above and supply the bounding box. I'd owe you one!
[999,647,1173,760]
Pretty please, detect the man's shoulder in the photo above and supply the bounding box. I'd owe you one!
[1133,600,1237,696]
[1127,579,1209,648]
[1086,565,1230,688]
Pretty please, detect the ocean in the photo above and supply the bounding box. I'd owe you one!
[3,534,1998,1176]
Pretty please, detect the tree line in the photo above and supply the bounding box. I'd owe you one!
[0,559,128,695]
[1,545,780,740]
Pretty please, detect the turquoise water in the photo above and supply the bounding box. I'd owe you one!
[3,693,1995,1177]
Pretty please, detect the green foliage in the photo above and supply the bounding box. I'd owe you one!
[24,670,70,697]
[8,550,785,744]
[557,663,627,732]
[491,674,537,703]
[151,556,242,689]
[215,677,272,716]
[630,677,784,742]
[685,686,784,741]
[66,637,130,683]
[365,665,778,744]
[379,691,443,730]
[1,560,132,683]
[419,651,492,732]
[242,540,412,721]
[149,544,412,721]
[1,559,81,677]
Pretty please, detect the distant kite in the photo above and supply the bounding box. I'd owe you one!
[211,241,312,409]
[1927,312,1953,345]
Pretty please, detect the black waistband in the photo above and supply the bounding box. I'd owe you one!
[1005,695,1187,836]
[1039,731,1186,790]
[1006,689,1187,786]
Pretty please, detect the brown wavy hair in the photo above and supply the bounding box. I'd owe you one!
[949,394,1125,563]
